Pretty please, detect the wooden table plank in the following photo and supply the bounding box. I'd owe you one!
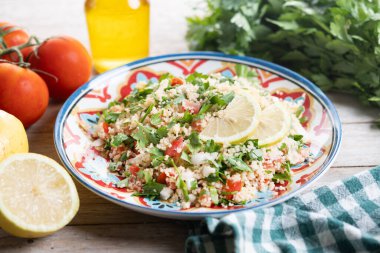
[0,222,190,253]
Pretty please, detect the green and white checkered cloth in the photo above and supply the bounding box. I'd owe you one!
[186,166,380,253]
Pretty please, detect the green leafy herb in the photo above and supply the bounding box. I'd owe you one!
[149,147,165,167]
[140,104,154,123]
[273,161,293,182]
[108,161,121,172]
[116,178,129,188]
[209,186,219,204]
[143,170,152,183]
[111,133,131,147]
[177,111,194,124]
[156,126,168,139]
[177,177,190,202]
[159,73,173,82]
[290,134,303,142]
[210,92,235,107]
[120,153,129,162]
[102,110,120,124]
[131,125,149,148]
[188,131,202,153]
[150,113,162,125]
[226,157,252,172]
[180,151,191,163]
[235,64,257,78]
[185,72,209,84]
[187,0,380,119]
[133,181,165,198]
[204,140,222,153]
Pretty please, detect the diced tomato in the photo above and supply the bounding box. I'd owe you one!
[191,120,202,132]
[129,164,140,176]
[182,100,201,114]
[171,77,184,86]
[102,122,109,134]
[165,137,185,158]
[157,173,167,184]
[225,178,243,200]
[227,179,243,192]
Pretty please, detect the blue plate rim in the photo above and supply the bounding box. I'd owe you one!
[54,52,342,217]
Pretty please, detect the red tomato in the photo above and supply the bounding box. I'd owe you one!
[28,36,92,100]
[191,120,203,132]
[171,77,184,86]
[227,179,243,192]
[182,100,201,114]
[102,122,109,134]
[129,165,140,176]
[165,137,185,158]
[225,178,243,200]
[0,63,49,128]
[157,173,167,184]
[0,22,33,62]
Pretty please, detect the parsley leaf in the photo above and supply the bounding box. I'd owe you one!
[290,134,303,142]
[186,0,380,121]
[156,126,168,139]
[210,92,235,107]
[111,133,131,147]
[188,131,202,153]
[150,113,162,125]
[180,151,191,163]
[177,111,194,124]
[133,181,165,198]
[131,125,149,148]
[226,157,252,172]
[102,110,120,124]
[204,140,221,153]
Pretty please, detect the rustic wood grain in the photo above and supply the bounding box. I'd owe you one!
[1,0,380,252]
[0,222,191,253]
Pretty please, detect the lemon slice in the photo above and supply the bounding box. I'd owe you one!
[0,153,79,238]
[251,102,291,147]
[200,93,261,144]
[251,102,292,146]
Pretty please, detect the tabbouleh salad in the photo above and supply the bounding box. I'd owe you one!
[92,68,312,209]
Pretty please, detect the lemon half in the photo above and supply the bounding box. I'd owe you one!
[200,93,261,144]
[0,153,79,238]
[251,102,291,147]
[0,110,28,162]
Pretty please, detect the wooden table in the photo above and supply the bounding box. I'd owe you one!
[1,1,380,252]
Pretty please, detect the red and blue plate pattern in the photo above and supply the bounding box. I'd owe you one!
[54,53,342,219]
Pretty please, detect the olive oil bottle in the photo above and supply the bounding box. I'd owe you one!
[85,0,150,73]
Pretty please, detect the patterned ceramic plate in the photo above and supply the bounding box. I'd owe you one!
[54,52,342,219]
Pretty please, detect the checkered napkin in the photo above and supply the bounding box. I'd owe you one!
[185,166,380,253]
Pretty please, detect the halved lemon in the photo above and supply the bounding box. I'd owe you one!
[0,110,28,162]
[251,102,291,147]
[200,93,261,144]
[0,153,79,238]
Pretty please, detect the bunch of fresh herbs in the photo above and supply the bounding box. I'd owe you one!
[187,0,380,113]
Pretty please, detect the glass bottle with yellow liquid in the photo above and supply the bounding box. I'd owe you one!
[85,0,150,73]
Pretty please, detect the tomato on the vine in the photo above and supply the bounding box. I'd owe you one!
[28,36,92,100]
[0,22,33,62]
[0,63,49,128]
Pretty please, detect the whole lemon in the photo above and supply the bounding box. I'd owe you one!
[0,110,29,162]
